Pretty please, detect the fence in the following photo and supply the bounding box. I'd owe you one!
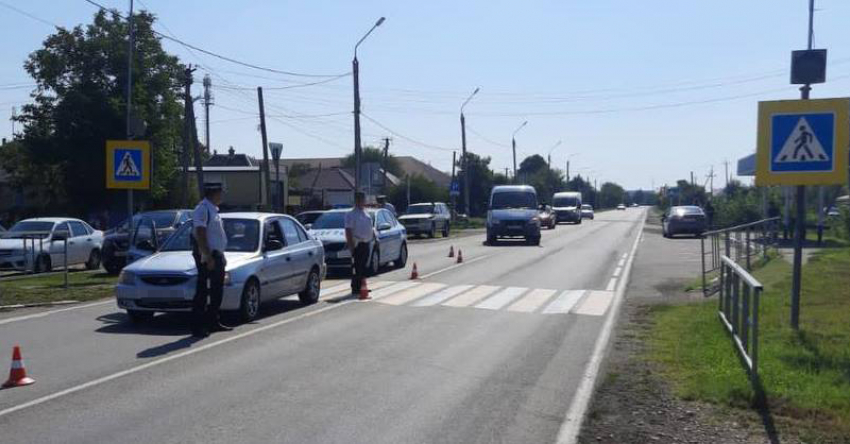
[701,217,780,296]
[0,231,70,306]
[717,255,764,392]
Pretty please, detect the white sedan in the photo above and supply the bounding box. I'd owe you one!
[0,218,103,272]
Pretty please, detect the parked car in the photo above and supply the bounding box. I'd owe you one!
[115,213,325,323]
[552,192,582,224]
[486,185,541,245]
[398,202,451,238]
[581,204,595,220]
[0,218,103,272]
[662,206,707,238]
[102,210,192,275]
[538,204,556,229]
[617,204,627,210]
[308,208,407,275]
[295,210,326,229]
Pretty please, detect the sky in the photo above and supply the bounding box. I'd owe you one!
[2,0,850,191]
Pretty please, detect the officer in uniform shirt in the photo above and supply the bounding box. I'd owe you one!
[345,192,377,294]
[376,195,396,216]
[191,183,232,337]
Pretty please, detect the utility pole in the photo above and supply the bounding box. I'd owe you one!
[125,0,135,231]
[202,74,213,153]
[460,87,478,215]
[10,106,16,137]
[724,160,730,189]
[406,175,410,208]
[451,151,457,212]
[352,17,386,193]
[504,167,510,179]
[511,121,527,184]
[189,72,204,200]
[690,171,695,188]
[181,67,193,207]
[382,137,390,194]
[708,166,715,199]
[257,87,272,210]
[566,160,570,189]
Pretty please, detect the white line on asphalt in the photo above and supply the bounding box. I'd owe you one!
[617,258,626,268]
[572,291,615,317]
[0,300,113,326]
[442,285,499,307]
[506,288,557,313]
[612,266,623,278]
[412,285,473,307]
[0,301,352,419]
[377,283,446,306]
[417,254,493,280]
[621,253,628,260]
[474,286,527,310]
[369,281,420,300]
[556,212,645,444]
[605,277,617,292]
[541,290,585,315]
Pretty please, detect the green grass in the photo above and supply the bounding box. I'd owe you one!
[0,271,117,306]
[647,246,850,441]
[451,217,486,230]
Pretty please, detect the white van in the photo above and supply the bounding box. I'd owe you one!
[486,185,541,245]
[552,192,583,224]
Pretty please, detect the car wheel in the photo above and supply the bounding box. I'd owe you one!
[298,268,321,305]
[86,249,101,270]
[368,249,380,276]
[395,242,408,269]
[104,259,123,275]
[442,222,450,238]
[576,218,582,225]
[35,254,51,273]
[527,236,541,246]
[487,233,497,245]
[239,279,261,323]
[127,310,154,323]
[429,223,436,239]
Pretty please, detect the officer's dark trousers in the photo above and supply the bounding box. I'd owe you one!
[192,249,225,331]
[351,243,370,293]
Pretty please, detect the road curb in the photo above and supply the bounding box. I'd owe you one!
[0,300,80,311]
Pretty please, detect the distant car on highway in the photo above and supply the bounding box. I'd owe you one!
[537,204,556,229]
[616,204,626,210]
[486,185,541,245]
[102,210,192,275]
[398,202,451,238]
[662,206,707,238]
[0,218,103,273]
[115,213,325,323]
[295,210,326,229]
[581,204,595,220]
[552,192,582,224]
[308,208,407,275]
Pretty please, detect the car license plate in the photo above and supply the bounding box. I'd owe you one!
[147,289,186,299]
[336,249,351,259]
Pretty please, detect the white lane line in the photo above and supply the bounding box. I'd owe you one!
[418,254,493,280]
[378,283,446,306]
[0,300,113,326]
[370,281,420,300]
[319,280,397,301]
[617,258,626,268]
[0,301,352,419]
[412,285,473,307]
[542,290,586,315]
[442,285,500,308]
[556,209,646,444]
[474,287,528,310]
[621,253,628,260]
[612,266,623,278]
[507,288,557,313]
[605,277,617,292]
[573,291,615,317]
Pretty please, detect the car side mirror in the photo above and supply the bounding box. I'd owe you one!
[137,240,156,252]
[377,222,392,231]
[264,239,284,252]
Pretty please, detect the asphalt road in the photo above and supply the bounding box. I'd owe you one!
[0,208,646,444]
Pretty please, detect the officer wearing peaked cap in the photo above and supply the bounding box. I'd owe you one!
[191,182,231,337]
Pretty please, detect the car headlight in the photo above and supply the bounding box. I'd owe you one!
[224,272,232,286]
[118,270,136,286]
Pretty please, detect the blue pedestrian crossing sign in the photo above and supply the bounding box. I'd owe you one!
[106,140,151,189]
[450,180,460,196]
[756,98,849,186]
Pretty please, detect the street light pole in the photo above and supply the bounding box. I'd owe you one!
[460,87,479,215]
[511,121,527,183]
[125,0,135,233]
[546,140,561,169]
[353,17,386,193]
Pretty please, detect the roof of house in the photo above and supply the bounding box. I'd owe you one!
[275,156,449,187]
[295,168,356,191]
[206,147,258,167]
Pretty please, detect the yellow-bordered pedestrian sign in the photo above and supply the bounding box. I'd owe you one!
[756,98,849,186]
[106,140,151,189]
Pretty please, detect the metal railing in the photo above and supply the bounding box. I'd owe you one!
[701,217,780,296]
[718,255,763,390]
[0,232,70,306]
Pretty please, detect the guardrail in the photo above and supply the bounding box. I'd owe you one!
[0,232,70,305]
[718,255,763,392]
[701,217,780,296]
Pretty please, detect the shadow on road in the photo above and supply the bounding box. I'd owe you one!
[95,312,192,336]
[137,336,203,358]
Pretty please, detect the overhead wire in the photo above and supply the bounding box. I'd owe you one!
[361,113,454,152]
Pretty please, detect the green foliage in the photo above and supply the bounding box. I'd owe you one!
[598,182,626,209]
[518,154,547,177]
[387,174,448,212]
[341,146,403,177]
[566,175,597,207]
[459,152,495,216]
[658,179,708,211]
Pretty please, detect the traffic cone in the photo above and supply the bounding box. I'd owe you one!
[448,245,455,258]
[3,346,35,389]
[358,278,371,300]
[410,263,419,280]
[456,249,463,264]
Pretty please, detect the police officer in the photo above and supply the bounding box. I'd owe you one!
[376,195,396,216]
[345,192,376,295]
[191,183,232,337]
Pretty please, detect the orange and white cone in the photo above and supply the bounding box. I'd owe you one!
[448,245,455,258]
[359,278,371,300]
[410,263,419,280]
[3,345,35,389]
[456,249,464,264]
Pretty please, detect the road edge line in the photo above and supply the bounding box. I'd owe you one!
[0,300,113,326]
[555,210,646,444]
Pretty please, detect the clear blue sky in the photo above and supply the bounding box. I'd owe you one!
[2,0,850,190]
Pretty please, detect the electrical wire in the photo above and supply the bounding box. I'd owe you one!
[0,1,61,28]
[361,113,454,152]
[465,125,511,148]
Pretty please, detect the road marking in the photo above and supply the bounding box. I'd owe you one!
[412,285,473,307]
[506,288,557,313]
[378,283,446,306]
[605,277,617,292]
[474,286,528,310]
[418,254,493,280]
[612,266,623,278]
[319,280,397,301]
[617,258,626,268]
[370,281,420,300]
[442,285,499,307]
[556,210,646,444]
[621,253,628,260]
[0,300,352,419]
[542,290,586,314]
[573,291,615,316]
[0,300,113,326]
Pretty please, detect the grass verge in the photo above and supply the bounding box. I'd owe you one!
[646,246,850,442]
[0,271,116,306]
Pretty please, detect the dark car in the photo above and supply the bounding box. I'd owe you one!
[662,206,707,238]
[538,204,556,229]
[295,210,326,229]
[102,210,192,274]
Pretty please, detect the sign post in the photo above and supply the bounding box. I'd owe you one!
[269,142,282,212]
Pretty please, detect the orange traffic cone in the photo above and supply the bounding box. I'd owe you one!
[448,245,455,258]
[410,263,419,280]
[3,345,35,389]
[456,249,463,264]
[359,278,371,300]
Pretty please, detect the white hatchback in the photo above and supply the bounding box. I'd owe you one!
[0,218,104,272]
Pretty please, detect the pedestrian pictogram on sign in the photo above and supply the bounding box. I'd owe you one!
[106,140,151,190]
[116,151,142,178]
[773,115,831,167]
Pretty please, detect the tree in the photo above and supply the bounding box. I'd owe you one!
[518,154,548,178]
[460,152,496,216]
[598,182,626,209]
[387,174,448,213]
[341,146,403,177]
[10,10,186,215]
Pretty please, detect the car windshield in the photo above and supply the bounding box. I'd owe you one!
[3,221,55,239]
[296,212,324,225]
[139,212,179,229]
[553,196,579,207]
[674,206,705,216]
[311,212,346,229]
[491,192,537,209]
[582,205,592,210]
[160,218,260,252]
[407,204,434,215]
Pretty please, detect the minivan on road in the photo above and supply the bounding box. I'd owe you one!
[552,192,582,224]
[486,185,541,245]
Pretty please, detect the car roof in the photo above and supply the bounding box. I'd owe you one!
[297,210,326,215]
[554,192,581,197]
[18,217,82,224]
[221,212,288,220]
[492,185,536,193]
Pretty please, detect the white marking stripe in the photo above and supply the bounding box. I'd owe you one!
[370,281,420,300]
[0,300,113,326]
[612,266,623,277]
[412,285,473,307]
[621,253,628,260]
[319,281,396,300]
[573,291,615,316]
[11,361,23,369]
[378,283,446,306]
[442,285,500,307]
[605,277,617,291]
[507,288,557,313]
[475,287,528,310]
[617,259,626,268]
[542,290,586,314]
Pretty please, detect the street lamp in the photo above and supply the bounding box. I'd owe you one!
[565,153,580,188]
[511,120,527,183]
[546,140,562,168]
[353,16,386,193]
[460,87,479,215]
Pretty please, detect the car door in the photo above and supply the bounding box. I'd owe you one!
[127,217,158,264]
[280,217,313,293]
[69,221,94,264]
[49,222,72,267]
[375,210,400,264]
[259,218,289,299]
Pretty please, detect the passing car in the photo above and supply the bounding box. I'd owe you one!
[538,204,556,229]
[102,210,192,275]
[662,206,707,238]
[398,202,451,238]
[0,218,103,272]
[581,204,595,220]
[308,208,407,275]
[486,185,541,245]
[552,192,582,224]
[295,210,326,229]
[115,213,325,323]
[617,204,627,210]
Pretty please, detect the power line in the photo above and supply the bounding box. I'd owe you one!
[0,1,61,28]
[465,124,511,148]
[215,74,351,91]
[361,113,454,152]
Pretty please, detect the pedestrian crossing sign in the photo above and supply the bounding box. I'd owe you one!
[756,98,849,186]
[106,140,151,189]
